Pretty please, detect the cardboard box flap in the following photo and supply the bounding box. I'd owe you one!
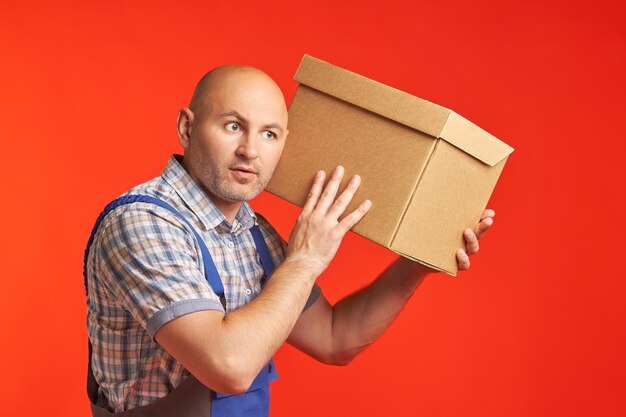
[295,55,514,167]
[440,111,515,166]
[294,55,450,138]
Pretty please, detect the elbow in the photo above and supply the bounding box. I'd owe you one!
[330,352,356,366]
[324,336,373,366]
[321,347,362,367]
[309,339,371,366]
[220,383,253,396]
[216,378,254,396]
[332,340,375,366]
[218,358,258,395]
[198,355,258,395]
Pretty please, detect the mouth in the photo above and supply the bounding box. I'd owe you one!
[230,166,258,175]
[229,166,258,182]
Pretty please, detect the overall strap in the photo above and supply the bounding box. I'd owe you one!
[83,194,225,307]
[250,225,276,283]
[85,195,280,415]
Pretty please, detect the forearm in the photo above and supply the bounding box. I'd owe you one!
[218,255,316,371]
[156,255,317,393]
[330,257,432,363]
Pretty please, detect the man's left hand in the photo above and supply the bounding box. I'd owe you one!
[456,209,495,270]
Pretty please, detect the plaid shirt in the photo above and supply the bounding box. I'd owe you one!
[86,155,320,412]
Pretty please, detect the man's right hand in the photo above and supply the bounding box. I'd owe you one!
[286,166,371,277]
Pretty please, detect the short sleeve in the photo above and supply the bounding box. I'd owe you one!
[95,205,224,338]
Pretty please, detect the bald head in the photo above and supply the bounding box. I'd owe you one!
[189,65,287,119]
[176,64,289,219]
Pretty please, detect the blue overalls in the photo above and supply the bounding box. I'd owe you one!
[84,195,278,417]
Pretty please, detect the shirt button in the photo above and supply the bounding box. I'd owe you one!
[227,241,234,248]
[245,288,252,296]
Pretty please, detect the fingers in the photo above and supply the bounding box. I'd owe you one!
[481,209,495,221]
[305,166,363,221]
[458,208,496,270]
[315,166,345,213]
[301,170,326,216]
[475,216,494,240]
[327,174,362,219]
[337,199,372,235]
[464,228,479,255]
[288,167,371,277]
[456,248,470,270]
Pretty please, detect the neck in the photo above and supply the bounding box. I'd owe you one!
[212,200,241,224]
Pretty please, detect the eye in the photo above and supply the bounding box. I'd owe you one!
[263,130,276,139]
[226,122,240,132]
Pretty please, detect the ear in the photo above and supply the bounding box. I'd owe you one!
[177,107,195,149]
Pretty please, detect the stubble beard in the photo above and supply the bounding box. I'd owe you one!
[204,162,270,203]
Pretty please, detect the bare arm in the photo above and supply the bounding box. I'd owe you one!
[155,167,370,394]
[288,209,496,365]
[288,257,430,365]
[154,255,316,394]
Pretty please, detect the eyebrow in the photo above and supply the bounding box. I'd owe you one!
[220,111,284,133]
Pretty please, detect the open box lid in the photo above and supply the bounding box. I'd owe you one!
[294,55,514,166]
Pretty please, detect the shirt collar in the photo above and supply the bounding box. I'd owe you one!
[161,155,257,233]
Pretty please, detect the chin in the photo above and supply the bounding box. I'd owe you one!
[211,176,268,203]
[220,186,263,202]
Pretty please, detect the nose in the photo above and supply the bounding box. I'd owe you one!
[235,132,259,160]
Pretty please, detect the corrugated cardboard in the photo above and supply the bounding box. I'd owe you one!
[266,55,514,275]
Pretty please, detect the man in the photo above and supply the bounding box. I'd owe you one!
[85,65,494,416]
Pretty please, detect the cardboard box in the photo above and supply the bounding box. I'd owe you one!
[266,55,514,276]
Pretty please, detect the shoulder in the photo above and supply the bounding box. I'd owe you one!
[93,178,195,255]
[101,204,192,245]
[122,174,177,202]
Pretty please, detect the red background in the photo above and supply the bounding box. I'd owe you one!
[1,1,624,416]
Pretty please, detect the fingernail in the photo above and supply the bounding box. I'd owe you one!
[351,175,361,185]
[336,166,344,175]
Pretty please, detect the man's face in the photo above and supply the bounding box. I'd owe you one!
[181,70,288,208]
